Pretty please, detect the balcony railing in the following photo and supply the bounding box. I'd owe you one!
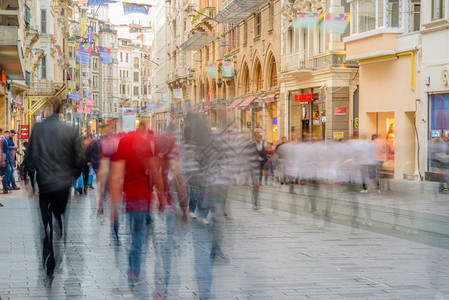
[192,7,216,28]
[27,81,65,96]
[281,52,358,73]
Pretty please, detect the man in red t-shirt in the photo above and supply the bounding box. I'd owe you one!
[109,121,166,285]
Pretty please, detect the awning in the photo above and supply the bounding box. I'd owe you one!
[238,96,256,110]
[226,98,243,111]
[263,95,276,103]
[201,104,214,113]
[181,32,218,51]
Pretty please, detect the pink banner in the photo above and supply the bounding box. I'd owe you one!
[84,99,95,106]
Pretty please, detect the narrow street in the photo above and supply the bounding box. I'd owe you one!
[0,188,448,299]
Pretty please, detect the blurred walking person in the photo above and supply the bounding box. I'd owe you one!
[29,98,84,277]
[109,120,167,286]
[0,129,11,194]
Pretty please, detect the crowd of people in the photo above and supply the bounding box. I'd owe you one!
[1,96,428,299]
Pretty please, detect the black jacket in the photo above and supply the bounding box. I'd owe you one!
[30,114,85,193]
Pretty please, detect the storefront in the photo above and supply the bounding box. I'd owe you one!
[289,89,323,141]
[428,93,449,179]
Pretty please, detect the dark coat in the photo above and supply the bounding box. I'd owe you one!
[29,114,85,193]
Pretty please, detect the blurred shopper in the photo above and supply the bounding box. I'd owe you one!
[263,142,275,185]
[0,129,11,194]
[6,130,20,190]
[96,124,118,216]
[109,121,167,286]
[250,133,267,209]
[21,141,35,194]
[275,136,288,184]
[29,98,84,277]
[152,127,189,299]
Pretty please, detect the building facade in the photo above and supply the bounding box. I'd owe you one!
[344,0,422,180]
[419,0,449,182]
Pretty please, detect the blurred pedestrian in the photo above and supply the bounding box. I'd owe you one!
[29,97,84,277]
[109,120,167,286]
[0,129,11,194]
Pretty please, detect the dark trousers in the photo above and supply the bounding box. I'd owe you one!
[82,165,90,190]
[39,189,70,275]
[1,162,11,191]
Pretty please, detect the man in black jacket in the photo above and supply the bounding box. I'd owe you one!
[29,98,84,277]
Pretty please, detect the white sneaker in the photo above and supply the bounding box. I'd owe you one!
[360,189,368,194]
[189,212,197,219]
[201,218,209,225]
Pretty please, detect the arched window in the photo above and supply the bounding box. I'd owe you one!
[268,55,278,89]
[254,59,263,91]
[242,64,250,94]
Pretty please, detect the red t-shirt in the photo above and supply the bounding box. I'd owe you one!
[115,131,154,212]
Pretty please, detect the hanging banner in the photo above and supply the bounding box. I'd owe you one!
[84,99,95,106]
[81,18,88,37]
[77,105,85,114]
[68,89,82,101]
[173,88,183,99]
[122,2,152,15]
[87,0,117,6]
[161,91,170,102]
[75,43,92,65]
[96,46,113,64]
[320,13,352,34]
[291,12,324,28]
[84,89,93,98]
[87,26,93,44]
[206,61,218,79]
[221,61,235,78]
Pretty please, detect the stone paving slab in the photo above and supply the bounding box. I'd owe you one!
[0,187,449,299]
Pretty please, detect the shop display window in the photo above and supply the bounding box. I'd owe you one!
[429,93,449,173]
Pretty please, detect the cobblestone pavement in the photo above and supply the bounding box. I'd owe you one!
[0,187,449,299]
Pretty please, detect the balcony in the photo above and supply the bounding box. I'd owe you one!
[215,0,268,24]
[27,81,66,97]
[0,2,20,26]
[191,7,216,29]
[281,51,358,74]
[0,25,25,80]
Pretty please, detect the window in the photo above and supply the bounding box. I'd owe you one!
[254,61,263,91]
[268,2,274,31]
[144,85,148,95]
[410,0,420,32]
[41,55,46,79]
[93,58,98,70]
[134,57,139,68]
[134,71,139,82]
[133,86,139,96]
[243,21,248,45]
[387,0,400,27]
[432,0,445,20]
[126,53,129,63]
[254,12,261,38]
[269,57,278,88]
[41,9,47,34]
[351,0,402,34]
[120,52,123,62]
[93,75,98,88]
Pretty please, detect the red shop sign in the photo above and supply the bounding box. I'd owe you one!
[333,107,347,116]
[294,93,313,102]
[0,70,6,87]
[20,125,29,139]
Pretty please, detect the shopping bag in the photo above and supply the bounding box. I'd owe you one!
[74,174,84,190]
[88,166,94,186]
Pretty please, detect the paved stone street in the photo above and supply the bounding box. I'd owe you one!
[0,187,449,299]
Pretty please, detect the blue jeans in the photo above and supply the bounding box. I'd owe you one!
[127,210,150,277]
[1,162,11,191]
